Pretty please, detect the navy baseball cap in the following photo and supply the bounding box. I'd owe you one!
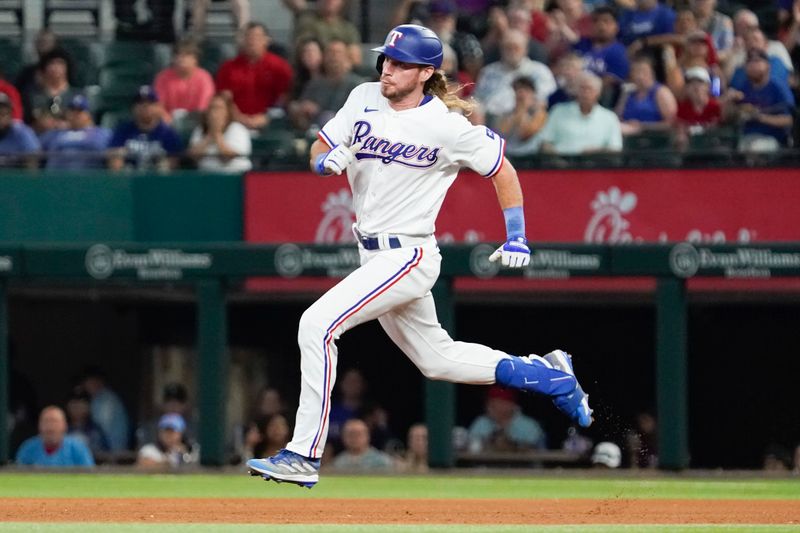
[429,0,456,15]
[133,85,159,104]
[158,413,186,432]
[68,94,90,111]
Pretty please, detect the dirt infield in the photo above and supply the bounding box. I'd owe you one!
[2,498,799,524]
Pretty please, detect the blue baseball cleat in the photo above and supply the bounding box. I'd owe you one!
[247,449,320,489]
[542,350,593,427]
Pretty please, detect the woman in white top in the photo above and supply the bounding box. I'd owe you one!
[188,94,252,172]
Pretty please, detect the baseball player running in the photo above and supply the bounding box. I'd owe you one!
[248,24,592,488]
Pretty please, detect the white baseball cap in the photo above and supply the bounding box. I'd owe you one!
[685,66,711,84]
[591,441,622,468]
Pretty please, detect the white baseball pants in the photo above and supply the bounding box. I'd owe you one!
[285,238,509,459]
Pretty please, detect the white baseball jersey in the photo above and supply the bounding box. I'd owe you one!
[286,82,512,460]
[318,82,506,237]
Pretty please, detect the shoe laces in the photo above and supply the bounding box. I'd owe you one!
[272,449,318,468]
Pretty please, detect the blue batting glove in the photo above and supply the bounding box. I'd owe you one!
[489,237,531,268]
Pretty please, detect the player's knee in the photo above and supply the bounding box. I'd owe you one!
[418,361,450,381]
[298,308,327,343]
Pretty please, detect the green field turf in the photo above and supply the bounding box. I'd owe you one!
[1,472,799,500]
[2,473,797,532]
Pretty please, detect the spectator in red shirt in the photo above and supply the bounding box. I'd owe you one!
[153,38,215,122]
[675,66,722,150]
[215,22,293,130]
[0,71,23,122]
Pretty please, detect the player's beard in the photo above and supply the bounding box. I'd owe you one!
[380,78,418,102]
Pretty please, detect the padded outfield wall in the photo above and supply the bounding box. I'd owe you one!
[1,168,800,469]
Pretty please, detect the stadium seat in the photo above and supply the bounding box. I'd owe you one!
[184,0,239,39]
[199,40,237,76]
[99,41,157,69]
[623,130,673,151]
[99,109,130,130]
[624,131,681,167]
[0,38,23,80]
[171,111,202,146]
[687,127,738,153]
[0,0,23,37]
[59,38,100,86]
[251,124,299,167]
[98,68,153,96]
[44,0,101,37]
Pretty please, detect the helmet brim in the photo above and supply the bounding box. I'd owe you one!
[372,45,437,68]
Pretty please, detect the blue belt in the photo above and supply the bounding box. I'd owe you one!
[359,235,401,250]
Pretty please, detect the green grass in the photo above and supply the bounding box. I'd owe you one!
[0,525,798,533]
[0,472,798,500]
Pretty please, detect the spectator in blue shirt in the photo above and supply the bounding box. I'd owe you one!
[729,28,793,102]
[548,53,582,109]
[574,6,629,107]
[575,6,629,80]
[619,0,676,49]
[724,49,794,151]
[468,386,547,452]
[40,94,112,170]
[0,92,40,169]
[108,85,183,171]
[616,55,678,136]
[66,387,111,459]
[16,406,95,467]
[82,366,131,453]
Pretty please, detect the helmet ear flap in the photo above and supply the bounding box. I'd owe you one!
[376,54,385,74]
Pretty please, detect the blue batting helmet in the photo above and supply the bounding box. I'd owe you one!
[372,24,443,72]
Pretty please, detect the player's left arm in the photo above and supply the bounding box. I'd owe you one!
[489,158,531,268]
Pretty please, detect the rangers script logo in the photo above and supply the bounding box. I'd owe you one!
[351,120,441,169]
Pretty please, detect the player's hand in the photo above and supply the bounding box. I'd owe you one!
[489,237,531,268]
[321,143,361,175]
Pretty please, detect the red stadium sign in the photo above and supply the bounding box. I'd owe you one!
[245,168,800,244]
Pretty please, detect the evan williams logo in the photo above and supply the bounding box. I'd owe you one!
[669,243,800,279]
[85,245,212,280]
[275,243,359,278]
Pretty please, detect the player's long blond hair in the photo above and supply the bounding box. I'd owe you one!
[424,70,476,116]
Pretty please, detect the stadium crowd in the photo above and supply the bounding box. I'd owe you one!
[10,361,800,472]
[0,0,798,170]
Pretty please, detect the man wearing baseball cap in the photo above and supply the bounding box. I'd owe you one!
[676,66,721,130]
[723,48,794,152]
[108,85,183,171]
[40,94,112,170]
[0,92,40,169]
[467,386,547,453]
[136,413,197,470]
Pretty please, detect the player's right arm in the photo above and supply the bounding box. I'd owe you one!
[309,139,328,169]
[308,82,373,176]
[309,138,360,176]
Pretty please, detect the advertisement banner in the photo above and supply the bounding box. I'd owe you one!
[245,168,800,245]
